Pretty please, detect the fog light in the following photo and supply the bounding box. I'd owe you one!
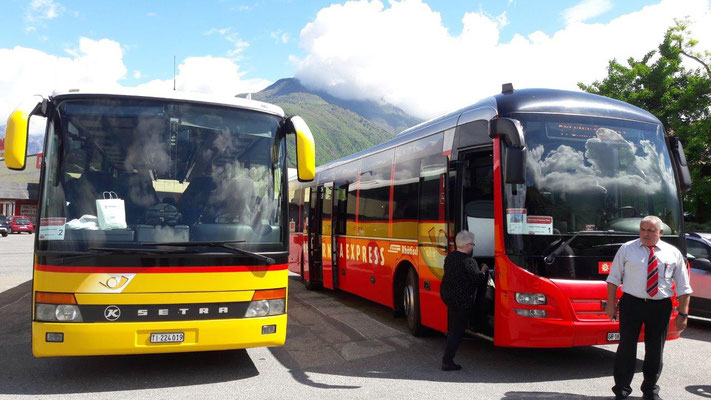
[515,292,547,305]
[514,308,547,318]
[46,332,64,342]
[262,324,277,335]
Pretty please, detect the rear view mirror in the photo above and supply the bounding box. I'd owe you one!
[668,137,691,192]
[4,96,45,170]
[490,118,526,184]
[286,116,315,182]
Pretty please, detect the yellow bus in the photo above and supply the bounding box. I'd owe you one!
[4,88,314,357]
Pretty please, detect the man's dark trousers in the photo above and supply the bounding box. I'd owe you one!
[613,293,673,398]
[443,307,471,364]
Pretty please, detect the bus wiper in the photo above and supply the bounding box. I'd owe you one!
[55,246,182,263]
[543,230,618,265]
[141,240,275,265]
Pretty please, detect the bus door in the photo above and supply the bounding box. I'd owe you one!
[306,185,324,289]
[457,148,495,334]
[417,155,449,331]
[321,183,335,289]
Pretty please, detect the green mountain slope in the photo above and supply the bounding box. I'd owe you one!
[247,78,422,166]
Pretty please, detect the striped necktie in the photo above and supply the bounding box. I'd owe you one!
[646,246,659,297]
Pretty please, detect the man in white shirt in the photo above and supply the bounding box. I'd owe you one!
[605,215,692,400]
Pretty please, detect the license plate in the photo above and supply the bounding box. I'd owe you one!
[150,332,184,343]
[607,332,620,341]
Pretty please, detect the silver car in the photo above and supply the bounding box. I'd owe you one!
[686,232,711,318]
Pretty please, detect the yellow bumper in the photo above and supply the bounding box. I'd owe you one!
[32,315,287,357]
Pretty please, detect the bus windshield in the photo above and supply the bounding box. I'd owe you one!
[39,97,286,253]
[503,114,682,272]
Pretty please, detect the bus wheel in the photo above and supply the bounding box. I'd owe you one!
[403,268,424,337]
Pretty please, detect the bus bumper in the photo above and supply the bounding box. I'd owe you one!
[496,315,681,348]
[32,315,287,357]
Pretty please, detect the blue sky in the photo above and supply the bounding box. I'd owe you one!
[1,0,710,119]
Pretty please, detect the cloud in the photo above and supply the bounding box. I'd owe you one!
[204,27,250,59]
[562,0,613,25]
[294,0,711,120]
[137,56,271,96]
[0,39,270,123]
[271,30,290,44]
[0,37,125,119]
[25,0,65,31]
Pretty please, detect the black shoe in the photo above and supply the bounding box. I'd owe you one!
[441,362,462,371]
[642,394,662,400]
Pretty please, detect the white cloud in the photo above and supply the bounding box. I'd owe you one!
[294,0,711,120]
[271,30,290,44]
[204,27,250,59]
[0,37,125,119]
[25,0,65,31]
[562,0,613,25]
[0,39,271,123]
[137,56,271,97]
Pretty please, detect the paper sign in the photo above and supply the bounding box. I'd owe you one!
[39,218,66,240]
[506,208,526,234]
[526,216,553,235]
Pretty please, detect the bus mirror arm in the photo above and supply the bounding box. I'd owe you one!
[490,118,525,148]
[491,118,527,184]
[668,137,692,192]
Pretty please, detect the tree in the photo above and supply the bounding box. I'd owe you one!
[579,20,711,223]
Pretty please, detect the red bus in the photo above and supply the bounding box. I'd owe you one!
[288,85,692,347]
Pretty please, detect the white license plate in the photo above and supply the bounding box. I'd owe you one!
[607,332,620,341]
[150,332,184,343]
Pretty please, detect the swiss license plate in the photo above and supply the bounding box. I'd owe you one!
[607,332,620,341]
[150,332,184,343]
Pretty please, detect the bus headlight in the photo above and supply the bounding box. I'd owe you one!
[36,304,83,322]
[515,292,547,305]
[245,299,285,317]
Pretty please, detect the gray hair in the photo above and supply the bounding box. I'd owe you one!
[455,230,475,249]
[640,215,663,231]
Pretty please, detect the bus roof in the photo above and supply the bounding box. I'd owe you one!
[50,87,285,118]
[300,87,664,179]
[494,88,661,124]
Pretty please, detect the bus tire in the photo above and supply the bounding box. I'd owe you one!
[403,267,424,337]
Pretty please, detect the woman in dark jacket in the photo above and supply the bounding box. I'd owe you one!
[439,230,488,371]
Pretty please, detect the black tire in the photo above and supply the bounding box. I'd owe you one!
[1,233,7,237]
[403,268,424,336]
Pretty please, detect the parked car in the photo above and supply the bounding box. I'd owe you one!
[685,232,711,318]
[0,216,9,237]
[9,216,34,234]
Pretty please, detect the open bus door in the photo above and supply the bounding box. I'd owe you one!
[305,185,324,290]
[456,147,496,336]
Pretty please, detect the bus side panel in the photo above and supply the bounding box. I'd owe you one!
[337,236,390,306]
[288,232,305,275]
[321,235,334,289]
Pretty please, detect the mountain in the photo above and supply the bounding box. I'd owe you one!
[245,78,422,166]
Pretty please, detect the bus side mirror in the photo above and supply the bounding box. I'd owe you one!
[490,117,526,184]
[286,116,315,182]
[4,96,46,171]
[668,136,692,192]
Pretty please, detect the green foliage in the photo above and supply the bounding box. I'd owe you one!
[579,20,711,222]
